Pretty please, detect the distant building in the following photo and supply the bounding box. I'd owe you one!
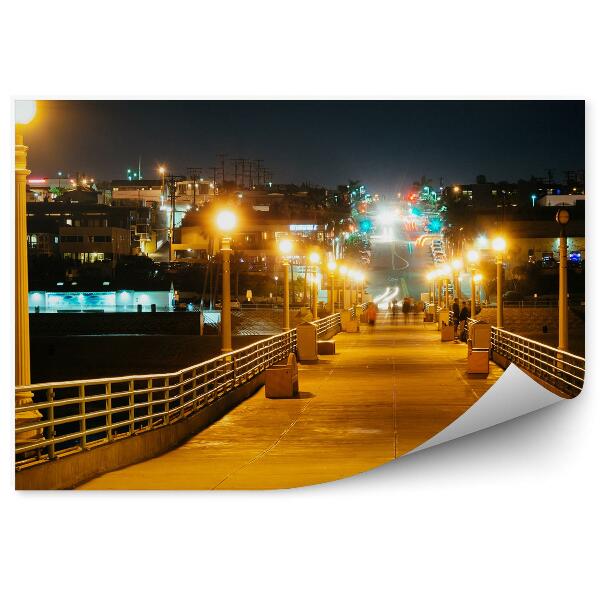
[26,201,146,263]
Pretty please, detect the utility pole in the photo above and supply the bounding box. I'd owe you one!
[239,158,247,189]
[187,167,202,208]
[166,173,185,262]
[209,167,218,193]
[256,159,264,186]
[216,153,226,186]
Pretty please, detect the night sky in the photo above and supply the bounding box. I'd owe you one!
[26,100,584,198]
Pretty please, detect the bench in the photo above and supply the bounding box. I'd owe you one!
[317,339,336,355]
[265,353,299,398]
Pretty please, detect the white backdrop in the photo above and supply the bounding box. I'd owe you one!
[1,2,598,599]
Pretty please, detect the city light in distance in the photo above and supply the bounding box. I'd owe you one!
[467,250,479,263]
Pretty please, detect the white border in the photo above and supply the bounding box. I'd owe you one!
[1,2,598,599]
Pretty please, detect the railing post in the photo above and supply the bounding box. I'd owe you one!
[79,384,87,450]
[106,381,113,442]
[192,368,198,412]
[164,376,170,425]
[47,387,55,460]
[179,372,185,418]
[128,380,135,435]
[147,378,153,429]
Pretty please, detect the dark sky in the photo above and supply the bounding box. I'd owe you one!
[26,100,584,198]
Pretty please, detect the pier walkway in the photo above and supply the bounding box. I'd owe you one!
[79,313,502,490]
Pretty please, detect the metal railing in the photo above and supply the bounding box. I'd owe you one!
[314,312,342,337]
[15,313,350,469]
[490,327,584,397]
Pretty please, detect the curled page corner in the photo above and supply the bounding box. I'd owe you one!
[408,363,564,455]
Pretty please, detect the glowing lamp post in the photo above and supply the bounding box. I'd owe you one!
[339,265,348,310]
[451,258,463,303]
[327,260,337,313]
[15,100,43,446]
[425,271,434,304]
[309,251,320,320]
[356,272,365,305]
[441,264,451,308]
[556,208,570,351]
[467,249,479,319]
[473,273,483,309]
[279,239,293,330]
[158,166,166,207]
[492,236,507,328]
[216,210,237,353]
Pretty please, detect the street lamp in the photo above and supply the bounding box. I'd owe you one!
[356,271,365,305]
[158,165,166,206]
[278,238,293,330]
[15,100,43,446]
[451,258,463,303]
[440,264,451,308]
[473,273,483,309]
[339,265,348,309]
[309,251,320,319]
[556,208,570,351]
[492,236,507,328]
[327,260,337,313]
[467,249,479,319]
[216,209,237,353]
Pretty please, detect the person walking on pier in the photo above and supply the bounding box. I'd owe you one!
[402,297,411,324]
[366,302,378,326]
[451,298,460,338]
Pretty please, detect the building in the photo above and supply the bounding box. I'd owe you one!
[27,201,139,263]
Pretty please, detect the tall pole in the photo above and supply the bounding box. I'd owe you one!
[342,276,347,310]
[444,277,449,308]
[496,252,504,328]
[312,267,318,319]
[220,237,232,353]
[558,223,569,351]
[470,266,476,319]
[283,259,290,330]
[15,123,42,444]
[329,272,335,313]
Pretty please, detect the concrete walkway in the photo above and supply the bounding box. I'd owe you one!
[79,313,503,490]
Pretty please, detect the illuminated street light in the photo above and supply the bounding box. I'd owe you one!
[308,252,320,319]
[278,239,294,329]
[327,260,337,313]
[467,249,480,318]
[451,258,463,302]
[556,209,571,351]
[440,264,451,308]
[339,265,348,309]
[15,100,42,446]
[425,271,434,304]
[216,210,238,352]
[492,236,507,327]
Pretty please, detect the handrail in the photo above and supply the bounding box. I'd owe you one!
[15,313,342,469]
[489,327,584,397]
[463,317,584,397]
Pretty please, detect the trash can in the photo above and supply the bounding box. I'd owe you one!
[137,304,142,313]
[151,303,157,313]
[296,321,318,362]
[438,308,450,330]
[470,322,491,350]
